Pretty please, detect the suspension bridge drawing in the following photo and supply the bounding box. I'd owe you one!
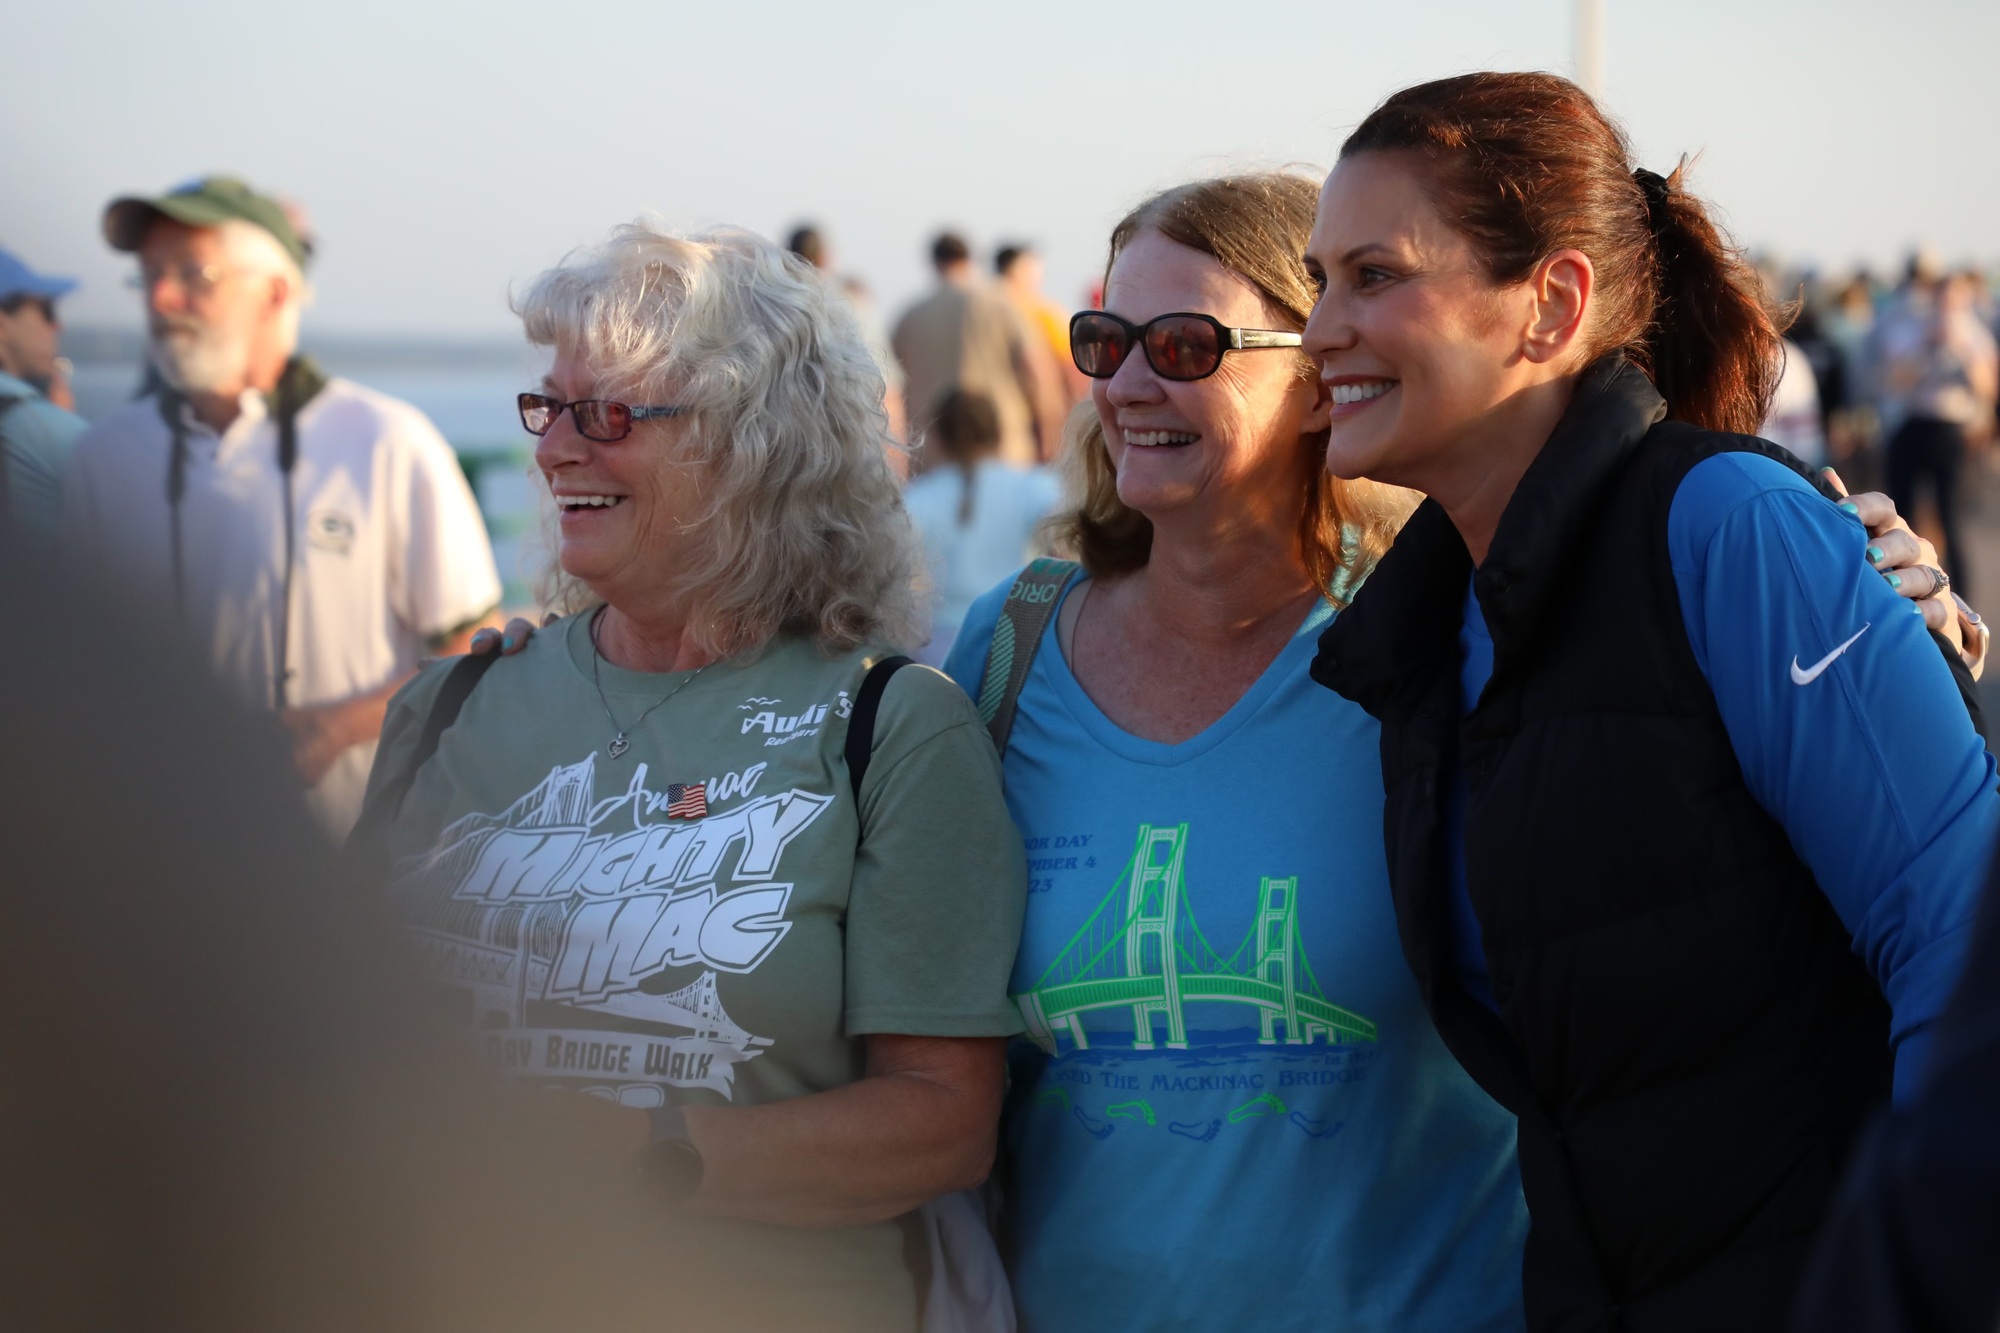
[1014,823,1378,1054]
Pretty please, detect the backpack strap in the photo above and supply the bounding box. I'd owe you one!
[846,654,914,801]
[344,651,499,866]
[975,557,1078,755]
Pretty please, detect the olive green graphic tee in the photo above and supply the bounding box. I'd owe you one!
[366,613,1027,1331]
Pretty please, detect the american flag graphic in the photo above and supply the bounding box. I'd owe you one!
[666,782,708,819]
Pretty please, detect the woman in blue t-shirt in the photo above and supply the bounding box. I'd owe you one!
[942,172,1517,1333]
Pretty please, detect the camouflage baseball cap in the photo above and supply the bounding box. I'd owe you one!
[102,176,312,269]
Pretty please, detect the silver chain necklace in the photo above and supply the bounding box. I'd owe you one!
[587,607,710,760]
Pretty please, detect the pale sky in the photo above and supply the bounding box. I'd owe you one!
[7,0,1996,338]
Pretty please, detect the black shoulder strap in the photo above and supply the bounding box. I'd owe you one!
[845,654,913,801]
[408,651,500,787]
[267,356,326,709]
[158,390,190,623]
[344,651,498,865]
[159,358,328,703]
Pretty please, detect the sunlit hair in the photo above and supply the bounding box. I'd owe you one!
[514,220,924,657]
[217,219,311,352]
[1053,173,1416,605]
[1343,73,1782,434]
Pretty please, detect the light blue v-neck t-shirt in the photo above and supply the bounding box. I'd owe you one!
[945,569,1527,1333]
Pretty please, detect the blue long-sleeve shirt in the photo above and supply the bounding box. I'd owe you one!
[1446,451,1999,1104]
[0,370,84,552]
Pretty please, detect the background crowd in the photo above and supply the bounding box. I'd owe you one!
[11,216,1998,696]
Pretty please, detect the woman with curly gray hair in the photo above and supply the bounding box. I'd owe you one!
[353,221,1027,1331]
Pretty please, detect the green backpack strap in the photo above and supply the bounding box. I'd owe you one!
[976,557,1079,755]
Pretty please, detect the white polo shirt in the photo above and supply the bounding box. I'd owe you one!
[62,376,503,837]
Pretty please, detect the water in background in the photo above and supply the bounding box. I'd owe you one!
[68,336,547,609]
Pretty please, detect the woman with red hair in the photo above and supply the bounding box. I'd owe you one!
[1308,73,1995,1332]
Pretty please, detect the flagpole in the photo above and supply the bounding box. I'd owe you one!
[1575,0,1607,99]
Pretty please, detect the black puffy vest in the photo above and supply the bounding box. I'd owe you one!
[1312,359,1892,1332]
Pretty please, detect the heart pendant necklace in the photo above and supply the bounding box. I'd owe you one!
[588,607,711,761]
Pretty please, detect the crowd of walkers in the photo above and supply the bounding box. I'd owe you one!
[7,69,2000,1333]
[1766,255,2000,594]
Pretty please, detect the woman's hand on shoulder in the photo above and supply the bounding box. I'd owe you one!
[1821,467,1988,679]
[468,613,554,659]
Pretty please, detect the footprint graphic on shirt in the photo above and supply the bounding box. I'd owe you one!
[1071,1106,1114,1139]
[1227,1093,1288,1123]
[1289,1112,1346,1140]
[1168,1119,1221,1142]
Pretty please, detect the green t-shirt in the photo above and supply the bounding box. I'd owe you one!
[366,612,1027,1330]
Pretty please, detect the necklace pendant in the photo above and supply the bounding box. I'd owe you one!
[608,734,631,759]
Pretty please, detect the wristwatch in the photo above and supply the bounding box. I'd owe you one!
[638,1101,705,1204]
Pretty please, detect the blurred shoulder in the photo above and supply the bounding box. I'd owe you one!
[71,396,169,462]
[902,467,956,515]
[308,377,456,461]
[0,395,86,452]
[990,459,1061,506]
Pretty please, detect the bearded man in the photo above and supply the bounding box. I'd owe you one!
[61,177,502,839]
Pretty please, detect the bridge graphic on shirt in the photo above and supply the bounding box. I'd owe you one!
[1014,823,1378,1054]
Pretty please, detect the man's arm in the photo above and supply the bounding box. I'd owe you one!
[282,607,503,785]
[281,678,408,787]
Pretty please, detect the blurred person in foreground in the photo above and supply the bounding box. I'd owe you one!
[0,246,85,549]
[787,221,906,443]
[894,230,1054,467]
[60,177,502,838]
[0,554,745,1332]
[353,221,1026,1332]
[1877,266,1999,590]
[902,387,1059,665]
[997,241,1087,411]
[1794,832,2000,1333]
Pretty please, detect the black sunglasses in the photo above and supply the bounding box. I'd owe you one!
[1070,310,1302,382]
[518,392,686,443]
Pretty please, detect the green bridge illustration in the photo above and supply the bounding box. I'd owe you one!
[1014,823,1379,1054]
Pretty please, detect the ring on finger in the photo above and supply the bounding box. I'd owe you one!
[1920,565,1952,600]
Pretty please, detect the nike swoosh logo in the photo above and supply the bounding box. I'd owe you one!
[1790,623,1871,685]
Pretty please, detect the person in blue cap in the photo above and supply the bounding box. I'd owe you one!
[0,246,86,551]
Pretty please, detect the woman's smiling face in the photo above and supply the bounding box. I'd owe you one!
[1092,229,1327,530]
[1302,150,1534,491]
[533,347,700,604]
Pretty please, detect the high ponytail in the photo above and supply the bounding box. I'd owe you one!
[1341,73,1782,436]
[1638,163,1782,434]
